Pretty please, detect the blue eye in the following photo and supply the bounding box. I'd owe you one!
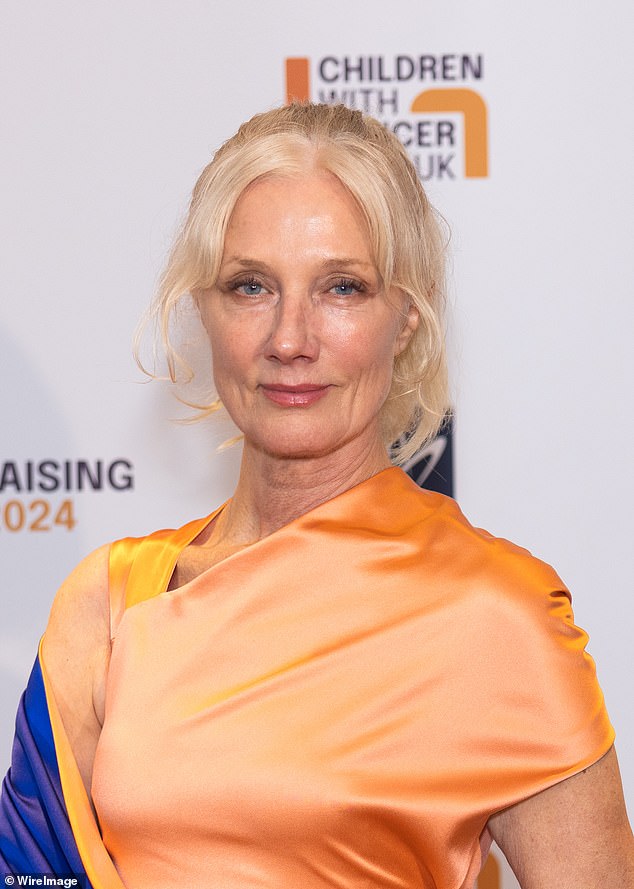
[235,278,264,296]
[331,278,362,296]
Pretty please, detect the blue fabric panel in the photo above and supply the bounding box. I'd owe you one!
[0,657,88,880]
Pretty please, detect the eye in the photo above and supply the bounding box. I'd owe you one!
[232,277,267,297]
[330,277,364,297]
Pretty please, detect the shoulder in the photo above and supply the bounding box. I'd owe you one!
[108,511,219,627]
[43,510,217,646]
[401,485,589,673]
[41,521,176,692]
[408,492,615,808]
[44,543,111,653]
[404,482,566,599]
[42,513,198,669]
[40,544,113,790]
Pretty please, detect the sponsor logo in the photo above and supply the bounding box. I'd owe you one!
[0,458,134,533]
[285,54,488,180]
[393,416,454,498]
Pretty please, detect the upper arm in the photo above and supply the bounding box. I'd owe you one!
[40,543,112,795]
[488,746,634,888]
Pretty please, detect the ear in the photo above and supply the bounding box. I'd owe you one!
[394,302,419,356]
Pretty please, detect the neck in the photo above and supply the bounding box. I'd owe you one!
[216,436,393,545]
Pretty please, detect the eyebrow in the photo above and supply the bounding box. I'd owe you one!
[221,257,376,271]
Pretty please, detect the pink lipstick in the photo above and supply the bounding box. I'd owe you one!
[260,384,331,407]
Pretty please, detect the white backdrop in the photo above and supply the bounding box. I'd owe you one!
[1,3,632,886]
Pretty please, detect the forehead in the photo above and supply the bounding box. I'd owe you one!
[223,171,373,261]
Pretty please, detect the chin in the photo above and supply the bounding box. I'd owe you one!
[254,438,340,461]
[246,424,348,462]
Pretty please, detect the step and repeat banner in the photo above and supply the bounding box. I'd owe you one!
[1,3,632,886]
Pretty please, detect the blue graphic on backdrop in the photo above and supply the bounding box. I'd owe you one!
[395,414,454,498]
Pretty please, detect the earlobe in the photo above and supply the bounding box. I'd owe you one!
[394,304,419,356]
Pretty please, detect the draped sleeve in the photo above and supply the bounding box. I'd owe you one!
[435,529,615,813]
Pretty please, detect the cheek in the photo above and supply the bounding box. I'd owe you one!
[327,307,400,357]
[206,329,244,396]
[203,304,265,380]
[203,308,247,374]
[335,326,398,395]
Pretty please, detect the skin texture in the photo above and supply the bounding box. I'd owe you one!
[201,171,416,468]
[43,168,634,884]
[194,170,419,544]
[489,747,634,887]
[41,545,110,798]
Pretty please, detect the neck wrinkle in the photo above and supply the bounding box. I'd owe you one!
[219,435,393,545]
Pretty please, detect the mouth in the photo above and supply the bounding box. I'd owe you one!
[259,383,332,407]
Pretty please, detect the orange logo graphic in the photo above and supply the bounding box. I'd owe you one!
[286,57,311,102]
[284,57,488,180]
[410,88,488,178]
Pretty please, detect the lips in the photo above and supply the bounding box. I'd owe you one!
[259,384,331,407]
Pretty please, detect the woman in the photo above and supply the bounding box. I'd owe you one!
[1,102,633,888]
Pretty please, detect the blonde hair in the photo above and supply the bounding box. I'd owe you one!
[142,102,450,463]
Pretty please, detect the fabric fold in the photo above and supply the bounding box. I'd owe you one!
[0,655,87,878]
[1,645,124,888]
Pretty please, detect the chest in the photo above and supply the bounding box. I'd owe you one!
[91,545,489,887]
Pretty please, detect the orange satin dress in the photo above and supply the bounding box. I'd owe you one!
[91,467,614,889]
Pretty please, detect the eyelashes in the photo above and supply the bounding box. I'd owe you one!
[330,277,365,296]
[228,276,366,298]
[231,276,266,297]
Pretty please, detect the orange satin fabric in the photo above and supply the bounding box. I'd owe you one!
[91,467,614,888]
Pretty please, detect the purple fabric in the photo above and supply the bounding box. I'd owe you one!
[0,656,89,881]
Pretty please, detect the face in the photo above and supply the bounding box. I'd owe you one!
[198,170,418,463]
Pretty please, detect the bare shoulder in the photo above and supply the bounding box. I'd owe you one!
[44,544,110,641]
[489,746,634,888]
[41,544,112,793]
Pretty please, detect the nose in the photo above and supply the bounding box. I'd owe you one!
[265,293,319,364]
